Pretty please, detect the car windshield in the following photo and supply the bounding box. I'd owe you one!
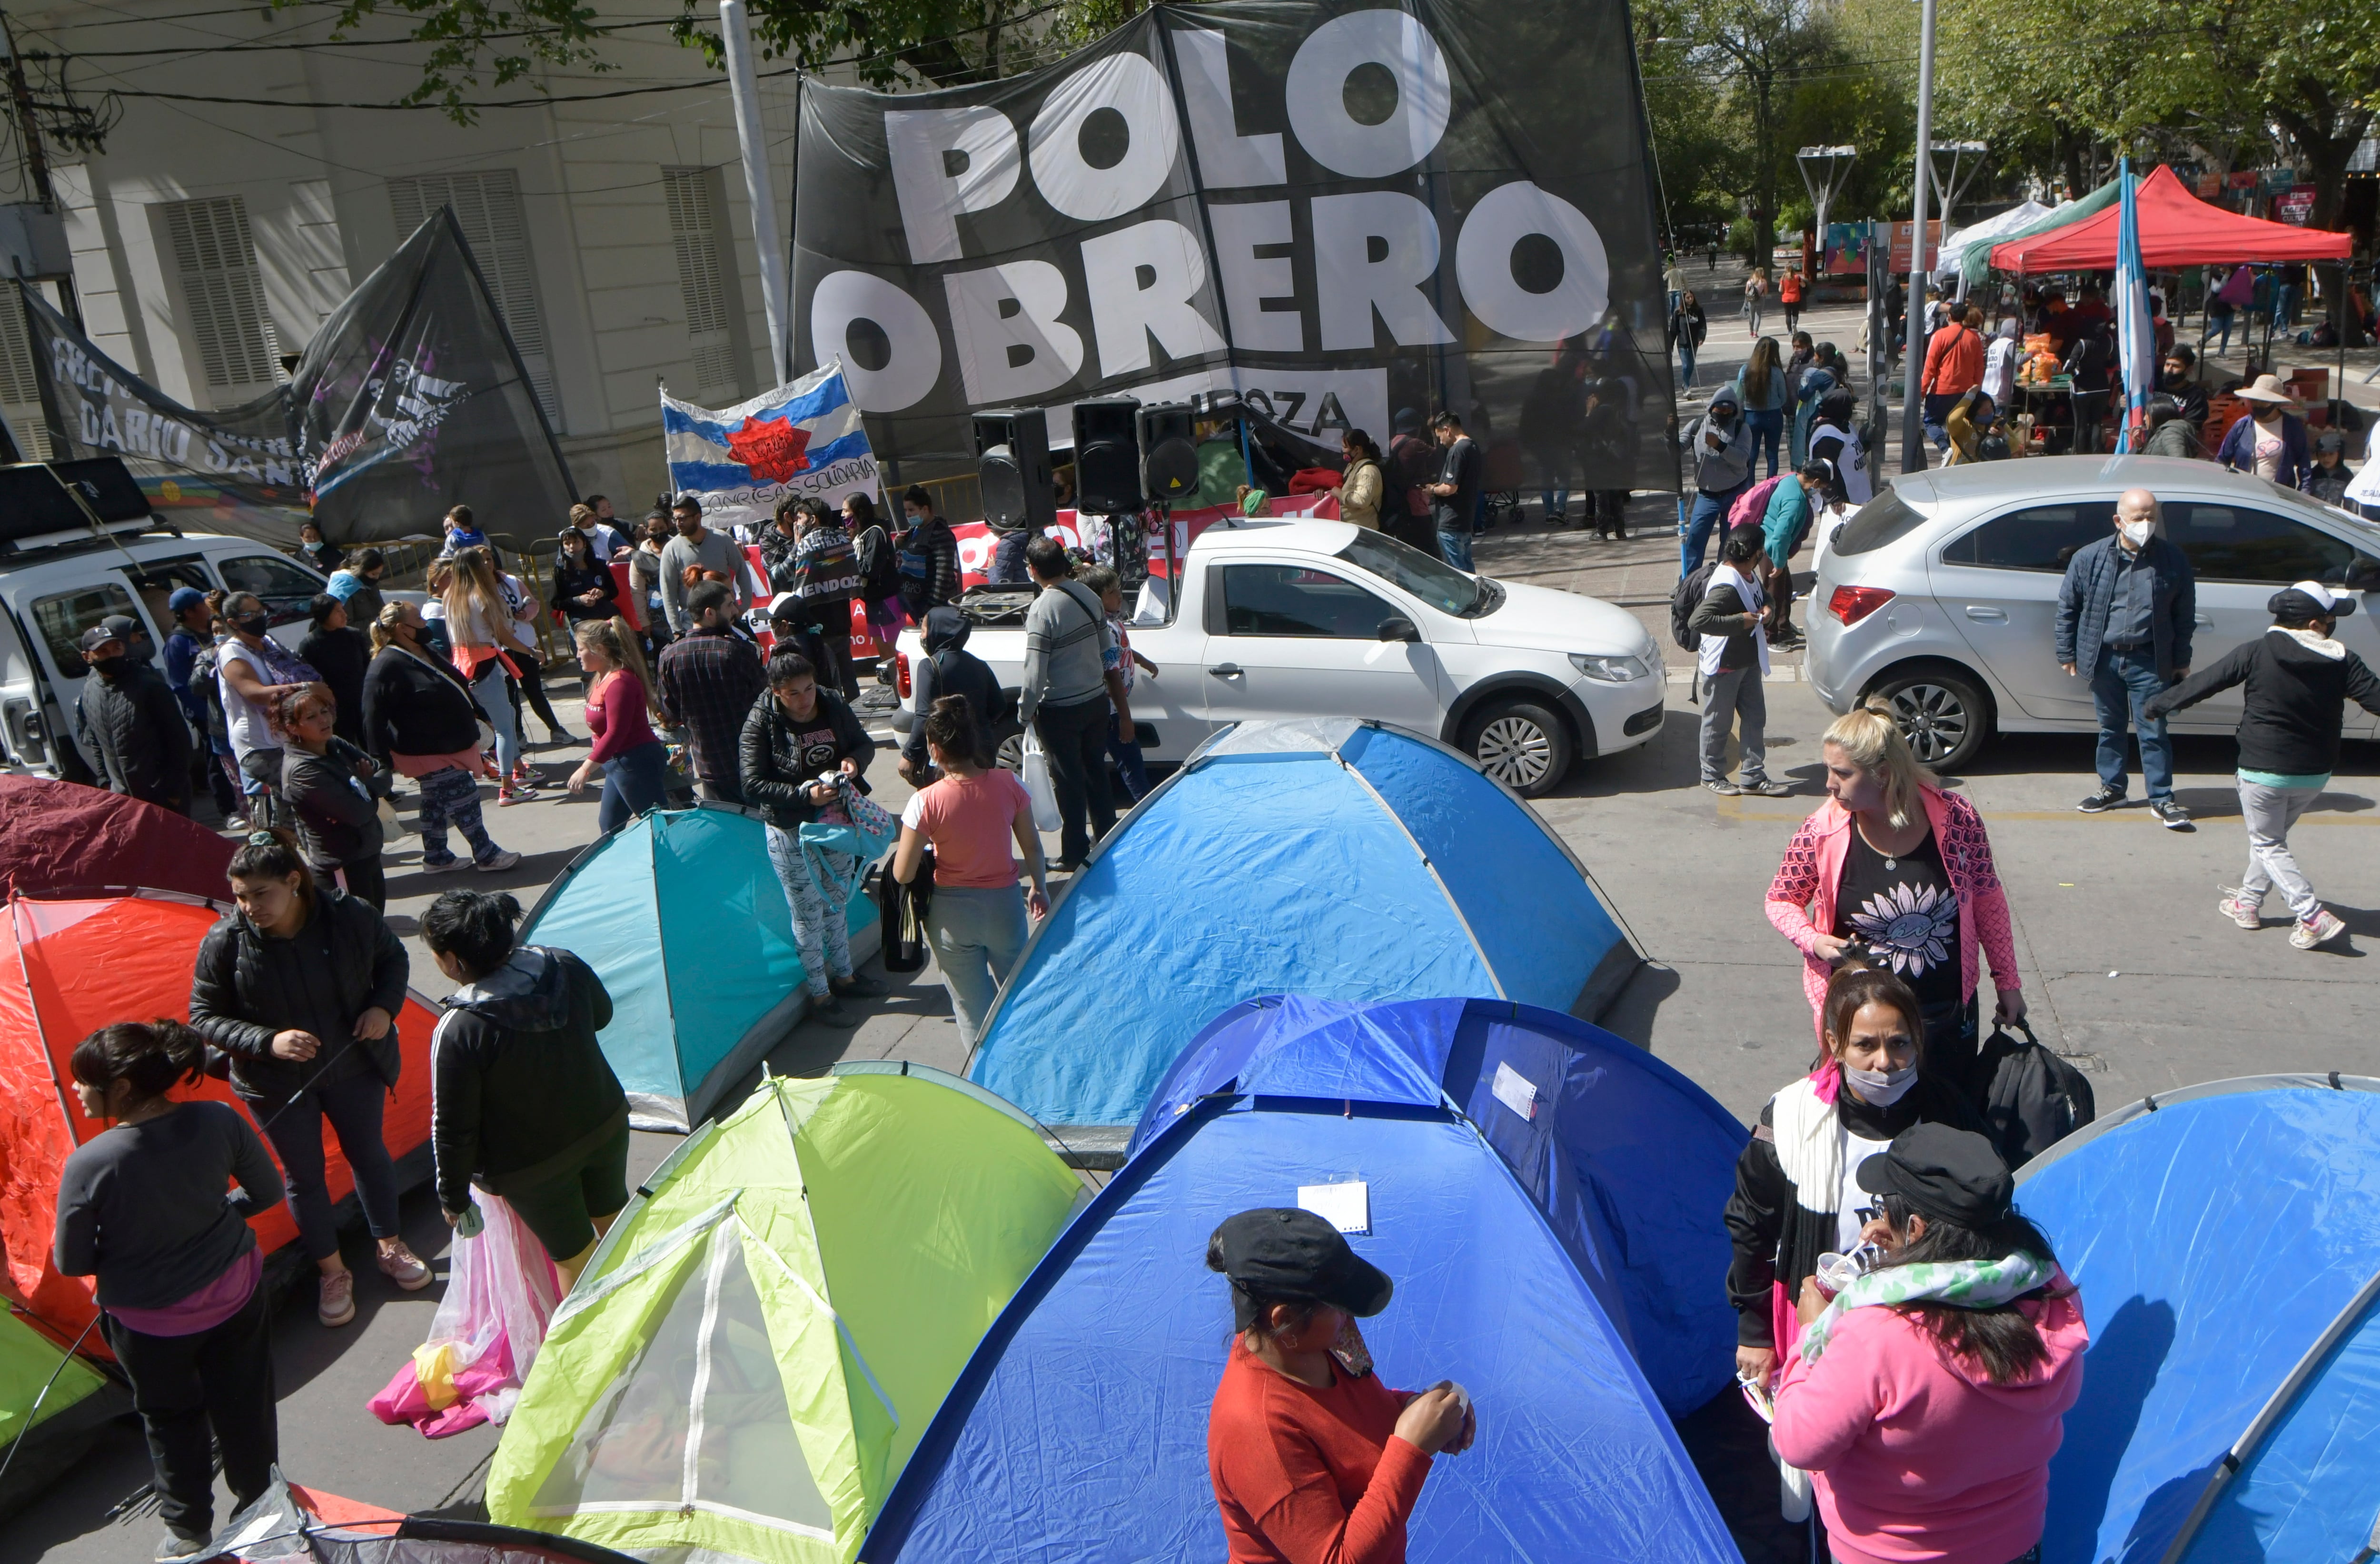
[1833,487,1932,556]
[1336,529,1493,616]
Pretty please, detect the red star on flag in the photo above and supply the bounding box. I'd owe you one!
[723,416,813,482]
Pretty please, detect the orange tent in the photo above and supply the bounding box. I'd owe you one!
[0,890,438,1347]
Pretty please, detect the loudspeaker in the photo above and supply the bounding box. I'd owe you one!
[1137,402,1199,503]
[973,408,1055,533]
[1071,398,1143,514]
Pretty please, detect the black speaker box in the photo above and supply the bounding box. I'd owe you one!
[973,408,1055,533]
[1071,398,1143,514]
[1137,402,1199,504]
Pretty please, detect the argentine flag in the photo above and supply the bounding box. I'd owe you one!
[661,357,879,532]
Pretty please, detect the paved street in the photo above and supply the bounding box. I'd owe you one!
[23,285,2380,1558]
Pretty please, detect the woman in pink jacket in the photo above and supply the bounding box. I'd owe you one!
[1774,1123,2086,1564]
[1767,699,2025,1080]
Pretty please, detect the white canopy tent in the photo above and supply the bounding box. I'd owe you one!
[1934,200,2052,286]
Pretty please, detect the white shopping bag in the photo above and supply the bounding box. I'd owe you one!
[1021,729,1062,833]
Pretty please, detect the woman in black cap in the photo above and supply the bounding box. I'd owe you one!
[1772,1123,2084,1564]
[1724,964,1983,1391]
[2145,581,2380,951]
[1205,1208,1474,1564]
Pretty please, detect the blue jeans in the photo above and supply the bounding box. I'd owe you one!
[599,739,671,834]
[2091,647,2174,801]
[2207,306,2233,353]
[1107,711,1150,802]
[1438,525,1476,571]
[1677,338,1697,388]
[1682,482,1746,575]
[1745,408,1784,478]
[469,662,520,778]
[1923,392,1963,451]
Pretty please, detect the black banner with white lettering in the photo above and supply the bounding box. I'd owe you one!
[20,208,575,546]
[792,0,1673,494]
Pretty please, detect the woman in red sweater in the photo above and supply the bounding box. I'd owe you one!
[1206,1208,1474,1564]
[566,617,671,833]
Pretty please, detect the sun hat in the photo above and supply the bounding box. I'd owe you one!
[2234,373,2298,406]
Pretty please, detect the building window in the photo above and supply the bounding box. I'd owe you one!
[663,168,749,399]
[387,170,557,420]
[158,196,283,396]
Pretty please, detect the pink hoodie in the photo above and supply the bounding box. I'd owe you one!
[1773,1284,2088,1564]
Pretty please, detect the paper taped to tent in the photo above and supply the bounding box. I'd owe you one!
[2016,1074,2380,1564]
[0,889,440,1344]
[486,1065,1088,1564]
[967,719,1641,1128]
[0,775,233,903]
[1129,995,1748,1415]
[516,805,883,1132]
[864,1007,1738,1564]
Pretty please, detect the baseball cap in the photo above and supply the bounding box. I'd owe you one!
[1856,1123,2013,1229]
[168,586,207,613]
[2269,581,2357,621]
[1209,1208,1393,1326]
[77,624,126,655]
[101,613,141,642]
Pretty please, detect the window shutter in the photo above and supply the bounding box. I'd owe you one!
[0,294,52,458]
[158,196,282,394]
[388,170,558,421]
[663,168,744,399]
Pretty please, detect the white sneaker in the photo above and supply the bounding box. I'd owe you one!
[2291,909,2346,950]
[2218,890,2262,930]
[476,849,522,872]
[224,813,251,832]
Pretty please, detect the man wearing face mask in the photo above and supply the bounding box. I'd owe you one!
[2056,489,2195,829]
[74,625,193,813]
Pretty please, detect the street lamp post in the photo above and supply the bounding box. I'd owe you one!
[1899,0,1938,475]
[1797,145,1856,280]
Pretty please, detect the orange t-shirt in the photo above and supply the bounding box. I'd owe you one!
[1207,1341,1432,1564]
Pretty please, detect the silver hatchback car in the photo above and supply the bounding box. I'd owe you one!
[1805,455,2380,767]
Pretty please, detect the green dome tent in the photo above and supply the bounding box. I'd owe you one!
[0,1306,128,1520]
[487,1065,1087,1564]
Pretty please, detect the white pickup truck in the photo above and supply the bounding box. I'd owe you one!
[890,519,1667,797]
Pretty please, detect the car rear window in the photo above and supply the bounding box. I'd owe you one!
[1831,489,1930,556]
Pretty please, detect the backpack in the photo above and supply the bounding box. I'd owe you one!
[1966,1019,2097,1169]
[1727,475,1786,531]
[1669,561,1718,652]
[787,531,862,607]
[188,643,228,742]
[856,525,901,602]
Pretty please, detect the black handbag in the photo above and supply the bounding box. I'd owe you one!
[1970,1018,2097,1169]
[870,851,933,973]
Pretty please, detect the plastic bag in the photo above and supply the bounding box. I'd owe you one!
[367,1193,561,1438]
[1021,729,1061,833]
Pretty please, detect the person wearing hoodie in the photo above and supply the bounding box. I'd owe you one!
[75,624,193,812]
[1682,385,1754,575]
[188,830,428,1327]
[422,889,626,1285]
[1726,966,1988,1395]
[2145,583,2380,951]
[1773,1123,2086,1564]
[897,485,962,624]
[900,604,1003,782]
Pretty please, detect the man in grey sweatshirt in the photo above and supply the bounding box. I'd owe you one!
[1018,535,1115,869]
[659,496,753,635]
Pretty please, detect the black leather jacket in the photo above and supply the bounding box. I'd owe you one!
[188,890,410,1100]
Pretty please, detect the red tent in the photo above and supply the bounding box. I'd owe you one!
[1991,164,2352,272]
[0,890,438,1350]
[0,775,234,903]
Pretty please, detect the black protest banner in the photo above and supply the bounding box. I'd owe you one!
[791,0,1674,493]
[295,208,578,546]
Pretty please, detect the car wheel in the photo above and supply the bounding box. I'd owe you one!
[1461,699,1574,797]
[995,728,1025,774]
[1868,667,1990,769]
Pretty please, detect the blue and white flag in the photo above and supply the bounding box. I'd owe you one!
[2112,158,2154,454]
[661,358,879,533]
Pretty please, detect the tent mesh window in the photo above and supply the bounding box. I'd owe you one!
[156,196,284,398]
[662,168,749,403]
[528,1218,833,1537]
[387,171,558,421]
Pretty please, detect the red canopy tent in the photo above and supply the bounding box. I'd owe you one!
[1990,164,2351,272]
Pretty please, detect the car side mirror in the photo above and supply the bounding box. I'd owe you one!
[1377,615,1420,643]
[2342,557,2380,593]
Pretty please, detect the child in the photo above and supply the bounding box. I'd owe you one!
[1081,564,1158,802]
[2310,430,2353,508]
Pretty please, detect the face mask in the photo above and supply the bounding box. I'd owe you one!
[2119,519,2153,548]
[1844,1062,1917,1106]
[88,656,124,680]
[237,614,270,637]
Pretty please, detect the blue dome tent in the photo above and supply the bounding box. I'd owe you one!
[966,719,1641,1127]
[2015,1074,2380,1564]
[1130,995,1749,1416]
[517,804,880,1131]
[862,1005,1740,1564]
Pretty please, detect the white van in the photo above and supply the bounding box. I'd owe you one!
[0,529,334,779]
